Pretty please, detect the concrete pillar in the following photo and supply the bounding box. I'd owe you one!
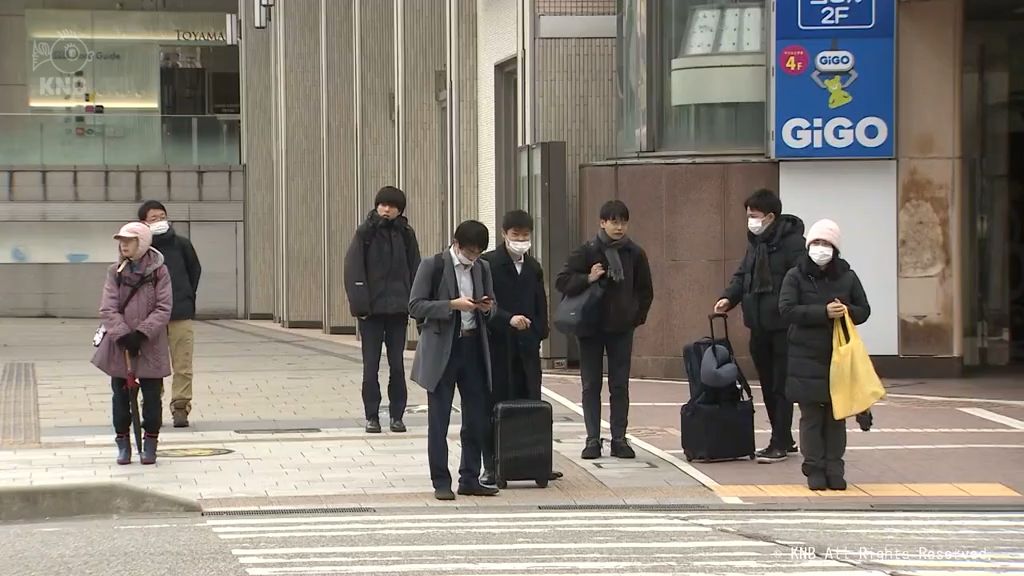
[896,0,963,363]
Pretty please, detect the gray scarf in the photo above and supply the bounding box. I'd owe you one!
[597,230,627,283]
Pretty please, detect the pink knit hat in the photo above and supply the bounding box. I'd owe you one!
[114,222,153,259]
[806,219,841,250]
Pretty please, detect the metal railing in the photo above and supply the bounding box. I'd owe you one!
[0,113,241,166]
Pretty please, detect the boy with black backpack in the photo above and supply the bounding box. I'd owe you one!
[344,186,421,434]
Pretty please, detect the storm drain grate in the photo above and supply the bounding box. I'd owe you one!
[233,428,323,434]
[0,362,40,446]
[203,506,376,517]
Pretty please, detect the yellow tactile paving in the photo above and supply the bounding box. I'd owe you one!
[858,483,919,497]
[711,483,1020,498]
[906,483,971,497]
[712,485,768,497]
[758,484,821,497]
[954,483,1022,497]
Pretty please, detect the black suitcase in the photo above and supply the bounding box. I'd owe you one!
[680,397,756,462]
[493,399,553,489]
[680,314,755,462]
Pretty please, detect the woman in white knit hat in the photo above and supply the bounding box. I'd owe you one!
[778,219,871,491]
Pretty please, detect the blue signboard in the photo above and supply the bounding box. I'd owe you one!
[773,0,896,159]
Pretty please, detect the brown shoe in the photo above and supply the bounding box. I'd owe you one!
[172,411,189,428]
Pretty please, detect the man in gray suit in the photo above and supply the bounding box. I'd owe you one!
[409,220,499,501]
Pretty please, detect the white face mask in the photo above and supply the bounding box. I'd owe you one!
[808,245,834,266]
[506,239,531,258]
[747,217,766,236]
[149,221,170,235]
[455,249,474,267]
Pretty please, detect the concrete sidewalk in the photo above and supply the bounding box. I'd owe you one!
[0,318,709,515]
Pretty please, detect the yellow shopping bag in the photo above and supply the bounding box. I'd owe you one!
[829,312,886,419]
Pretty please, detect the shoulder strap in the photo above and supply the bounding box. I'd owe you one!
[117,268,159,314]
[429,252,444,299]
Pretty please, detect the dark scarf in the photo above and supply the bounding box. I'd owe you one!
[751,241,773,294]
[750,220,787,295]
[597,230,628,283]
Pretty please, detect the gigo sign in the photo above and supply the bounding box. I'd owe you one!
[781,116,889,150]
[815,50,855,73]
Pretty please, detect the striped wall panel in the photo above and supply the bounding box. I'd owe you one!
[241,0,276,317]
[280,0,325,326]
[458,0,479,226]
[357,0,397,212]
[401,0,447,254]
[324,1,358,332]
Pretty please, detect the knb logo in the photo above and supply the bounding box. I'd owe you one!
[32,30,94,98]
[781,116,888,150]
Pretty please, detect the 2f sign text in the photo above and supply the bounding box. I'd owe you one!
[800,0,874,30]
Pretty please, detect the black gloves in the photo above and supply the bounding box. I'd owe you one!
[118,330,147,357]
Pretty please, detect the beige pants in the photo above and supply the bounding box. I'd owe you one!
[167,319,195,415]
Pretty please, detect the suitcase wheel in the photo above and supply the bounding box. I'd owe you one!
[685,454,694,462]
[748,454,756,460]
[497,480,508,490]
[536,479,548,488]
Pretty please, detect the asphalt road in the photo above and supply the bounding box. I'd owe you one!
[1,508,1022,575]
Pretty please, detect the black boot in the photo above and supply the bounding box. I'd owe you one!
[141,434,158,465]
[581,438,602,460]
[115,435,131,465]
[610,438,636,459]
[807,471,827,491]
[827,475,848,491]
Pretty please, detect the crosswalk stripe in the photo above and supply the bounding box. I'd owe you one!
[218,525,713,539]
[232,540,778,556]
[206,511,697,526]
[241,560,864,575]
[212,518,706,533]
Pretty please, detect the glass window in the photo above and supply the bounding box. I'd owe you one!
[656,0,767,153]
[617,0,643,154]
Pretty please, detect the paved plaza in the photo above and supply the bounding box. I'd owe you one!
[0,317,1021,512]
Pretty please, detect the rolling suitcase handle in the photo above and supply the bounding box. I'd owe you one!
[708,313,729,344]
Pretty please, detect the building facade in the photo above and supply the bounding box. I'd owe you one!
[2,0,1018,379]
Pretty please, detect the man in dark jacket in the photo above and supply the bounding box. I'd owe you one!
[139,200,202,428]
[479,210,561,485]
[715,189,805,463]
[556,200,654,460]
[344,186,421,434]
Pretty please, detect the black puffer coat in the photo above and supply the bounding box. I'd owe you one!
[150,227,201,321]
[343,211,421,317]
[779,255,870,404]
[722,214,806,333]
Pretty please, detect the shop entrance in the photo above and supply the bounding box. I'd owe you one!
[963,1,1024,366]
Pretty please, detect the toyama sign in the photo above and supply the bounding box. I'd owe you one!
[772,0,896,159]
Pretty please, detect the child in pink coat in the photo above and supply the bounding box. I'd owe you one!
[91,222,172,465]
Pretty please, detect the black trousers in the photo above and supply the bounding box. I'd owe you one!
[578,330,634,441]
[798,402,846,477]
[749,329,795,450]
[111,378,162,435]
[359,314,409,421]
[492,339,543,404]
[427,334,490,490]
